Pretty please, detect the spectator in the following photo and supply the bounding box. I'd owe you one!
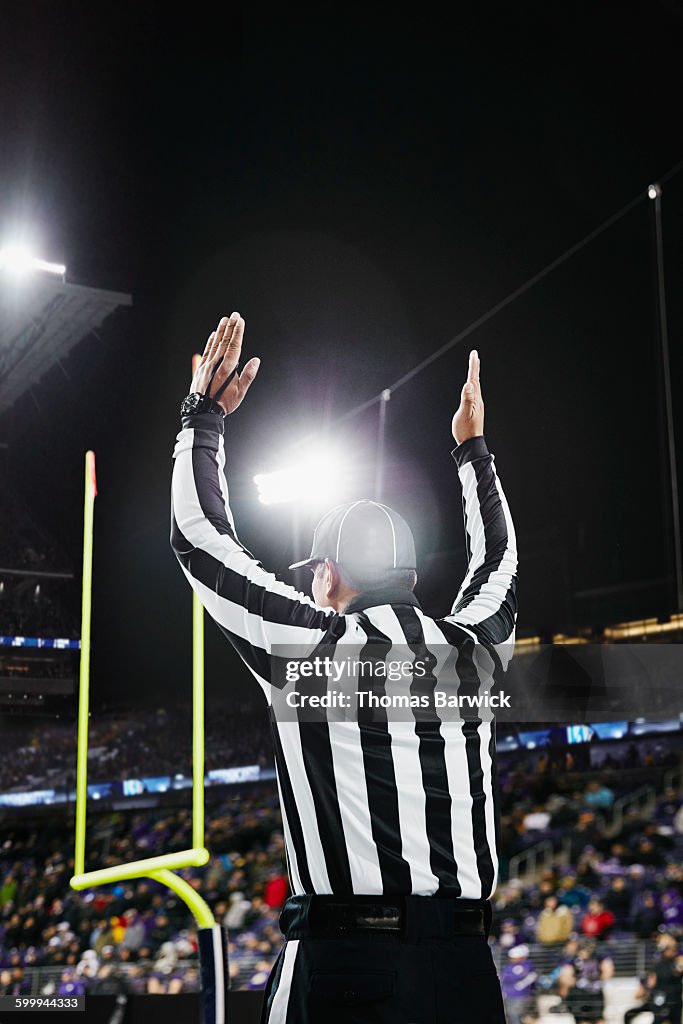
[580,898,614,941]
[575,850,603,890]
[554,956,607,1024]
[624,935,682,1024]
[120,909,145,954]
[567,816,602,863]
[655,787,680,823]
[633,892,664,940]
[57,968,86,997]
[497,918,522,952]
[0,875,17,907]
[500,945,537,1024]
[536,895,574,945]
[94,923,117,956]
[602,876,631,929]
[148,913,172,949]
[583,781,614,810]
[125,962,150,995]
[99,946,117,968]
[225,892,252,930]
[2,966,31,996]
[181,966,200,993]
[88,964,131,997]
[558,874,592,911]
[522,805,551,832]
[263,873,288,910]
[661,890,683,931]
[629,837,665,868]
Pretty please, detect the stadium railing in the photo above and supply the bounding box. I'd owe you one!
[607,785,657,838]
[12,937,660,998]
[14,953,268,997]
[508,839,555,882]
[492,936,657,979]
[508,775,666,883]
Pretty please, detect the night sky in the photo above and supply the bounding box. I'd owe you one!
[1,4,682,706]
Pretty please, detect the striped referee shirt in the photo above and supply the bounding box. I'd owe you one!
[171,413,517,902]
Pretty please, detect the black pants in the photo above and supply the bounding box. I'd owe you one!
[260,895,506,1023]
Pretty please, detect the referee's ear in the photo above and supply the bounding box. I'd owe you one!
[323,558,341,601]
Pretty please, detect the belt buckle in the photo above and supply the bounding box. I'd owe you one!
[352,903,402,932]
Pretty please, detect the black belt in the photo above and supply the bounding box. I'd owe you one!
[303,895,487,936]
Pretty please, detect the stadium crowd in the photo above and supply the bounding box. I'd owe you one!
[0,788,287,995]
[496,736,681,871]
[0,760,680,1011]
[488,775,683,1023]
[0,704,678,797]
[0,704,273,792]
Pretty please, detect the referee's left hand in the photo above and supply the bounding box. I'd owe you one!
[452,349,484,444]
[190,312,261,415]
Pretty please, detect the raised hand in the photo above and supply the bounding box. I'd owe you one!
[452,349,484,444]
[190,312,261,415]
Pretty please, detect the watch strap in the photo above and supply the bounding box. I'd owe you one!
[181,364,239,418]
[209,361,238,404]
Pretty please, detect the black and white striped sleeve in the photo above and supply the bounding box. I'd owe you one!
[170,412,336,686]
[438,434,518,646]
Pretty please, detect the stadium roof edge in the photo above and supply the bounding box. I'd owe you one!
[0,274,133,418]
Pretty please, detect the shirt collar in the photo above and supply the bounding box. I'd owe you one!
[342,587,422,615]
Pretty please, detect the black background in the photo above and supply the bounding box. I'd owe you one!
[1,3,682,706]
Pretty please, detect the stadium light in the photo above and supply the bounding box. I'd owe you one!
[254,445,347,506]
[0,245,66,276]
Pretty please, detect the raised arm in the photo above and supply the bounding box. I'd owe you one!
[170,313,338,690]
[439,350,518,646]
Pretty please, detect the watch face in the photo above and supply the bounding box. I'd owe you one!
[181,392,223,417]
[181,392,204,415]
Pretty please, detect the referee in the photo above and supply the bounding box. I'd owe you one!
[171,312,518,1023]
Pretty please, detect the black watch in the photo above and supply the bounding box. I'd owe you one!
[180,392,225,417]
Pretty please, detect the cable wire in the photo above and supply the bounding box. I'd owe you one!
[328,157,683,429]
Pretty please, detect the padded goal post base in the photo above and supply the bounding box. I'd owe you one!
[199,923,231,1024]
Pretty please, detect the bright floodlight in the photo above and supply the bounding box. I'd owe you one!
[254,446,345,506]
[647,183,661,200]
[0,246,66,276]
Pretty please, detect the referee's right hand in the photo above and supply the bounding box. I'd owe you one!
[452,349,484,444]
[190,312,261,415]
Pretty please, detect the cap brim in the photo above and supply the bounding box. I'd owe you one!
[288,558,317,571]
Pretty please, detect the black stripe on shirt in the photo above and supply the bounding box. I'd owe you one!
[356,612,413,896]
[269,713,314,893]
[455,642,496,899]
[297,719,354,894]
[393,606,462,897]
